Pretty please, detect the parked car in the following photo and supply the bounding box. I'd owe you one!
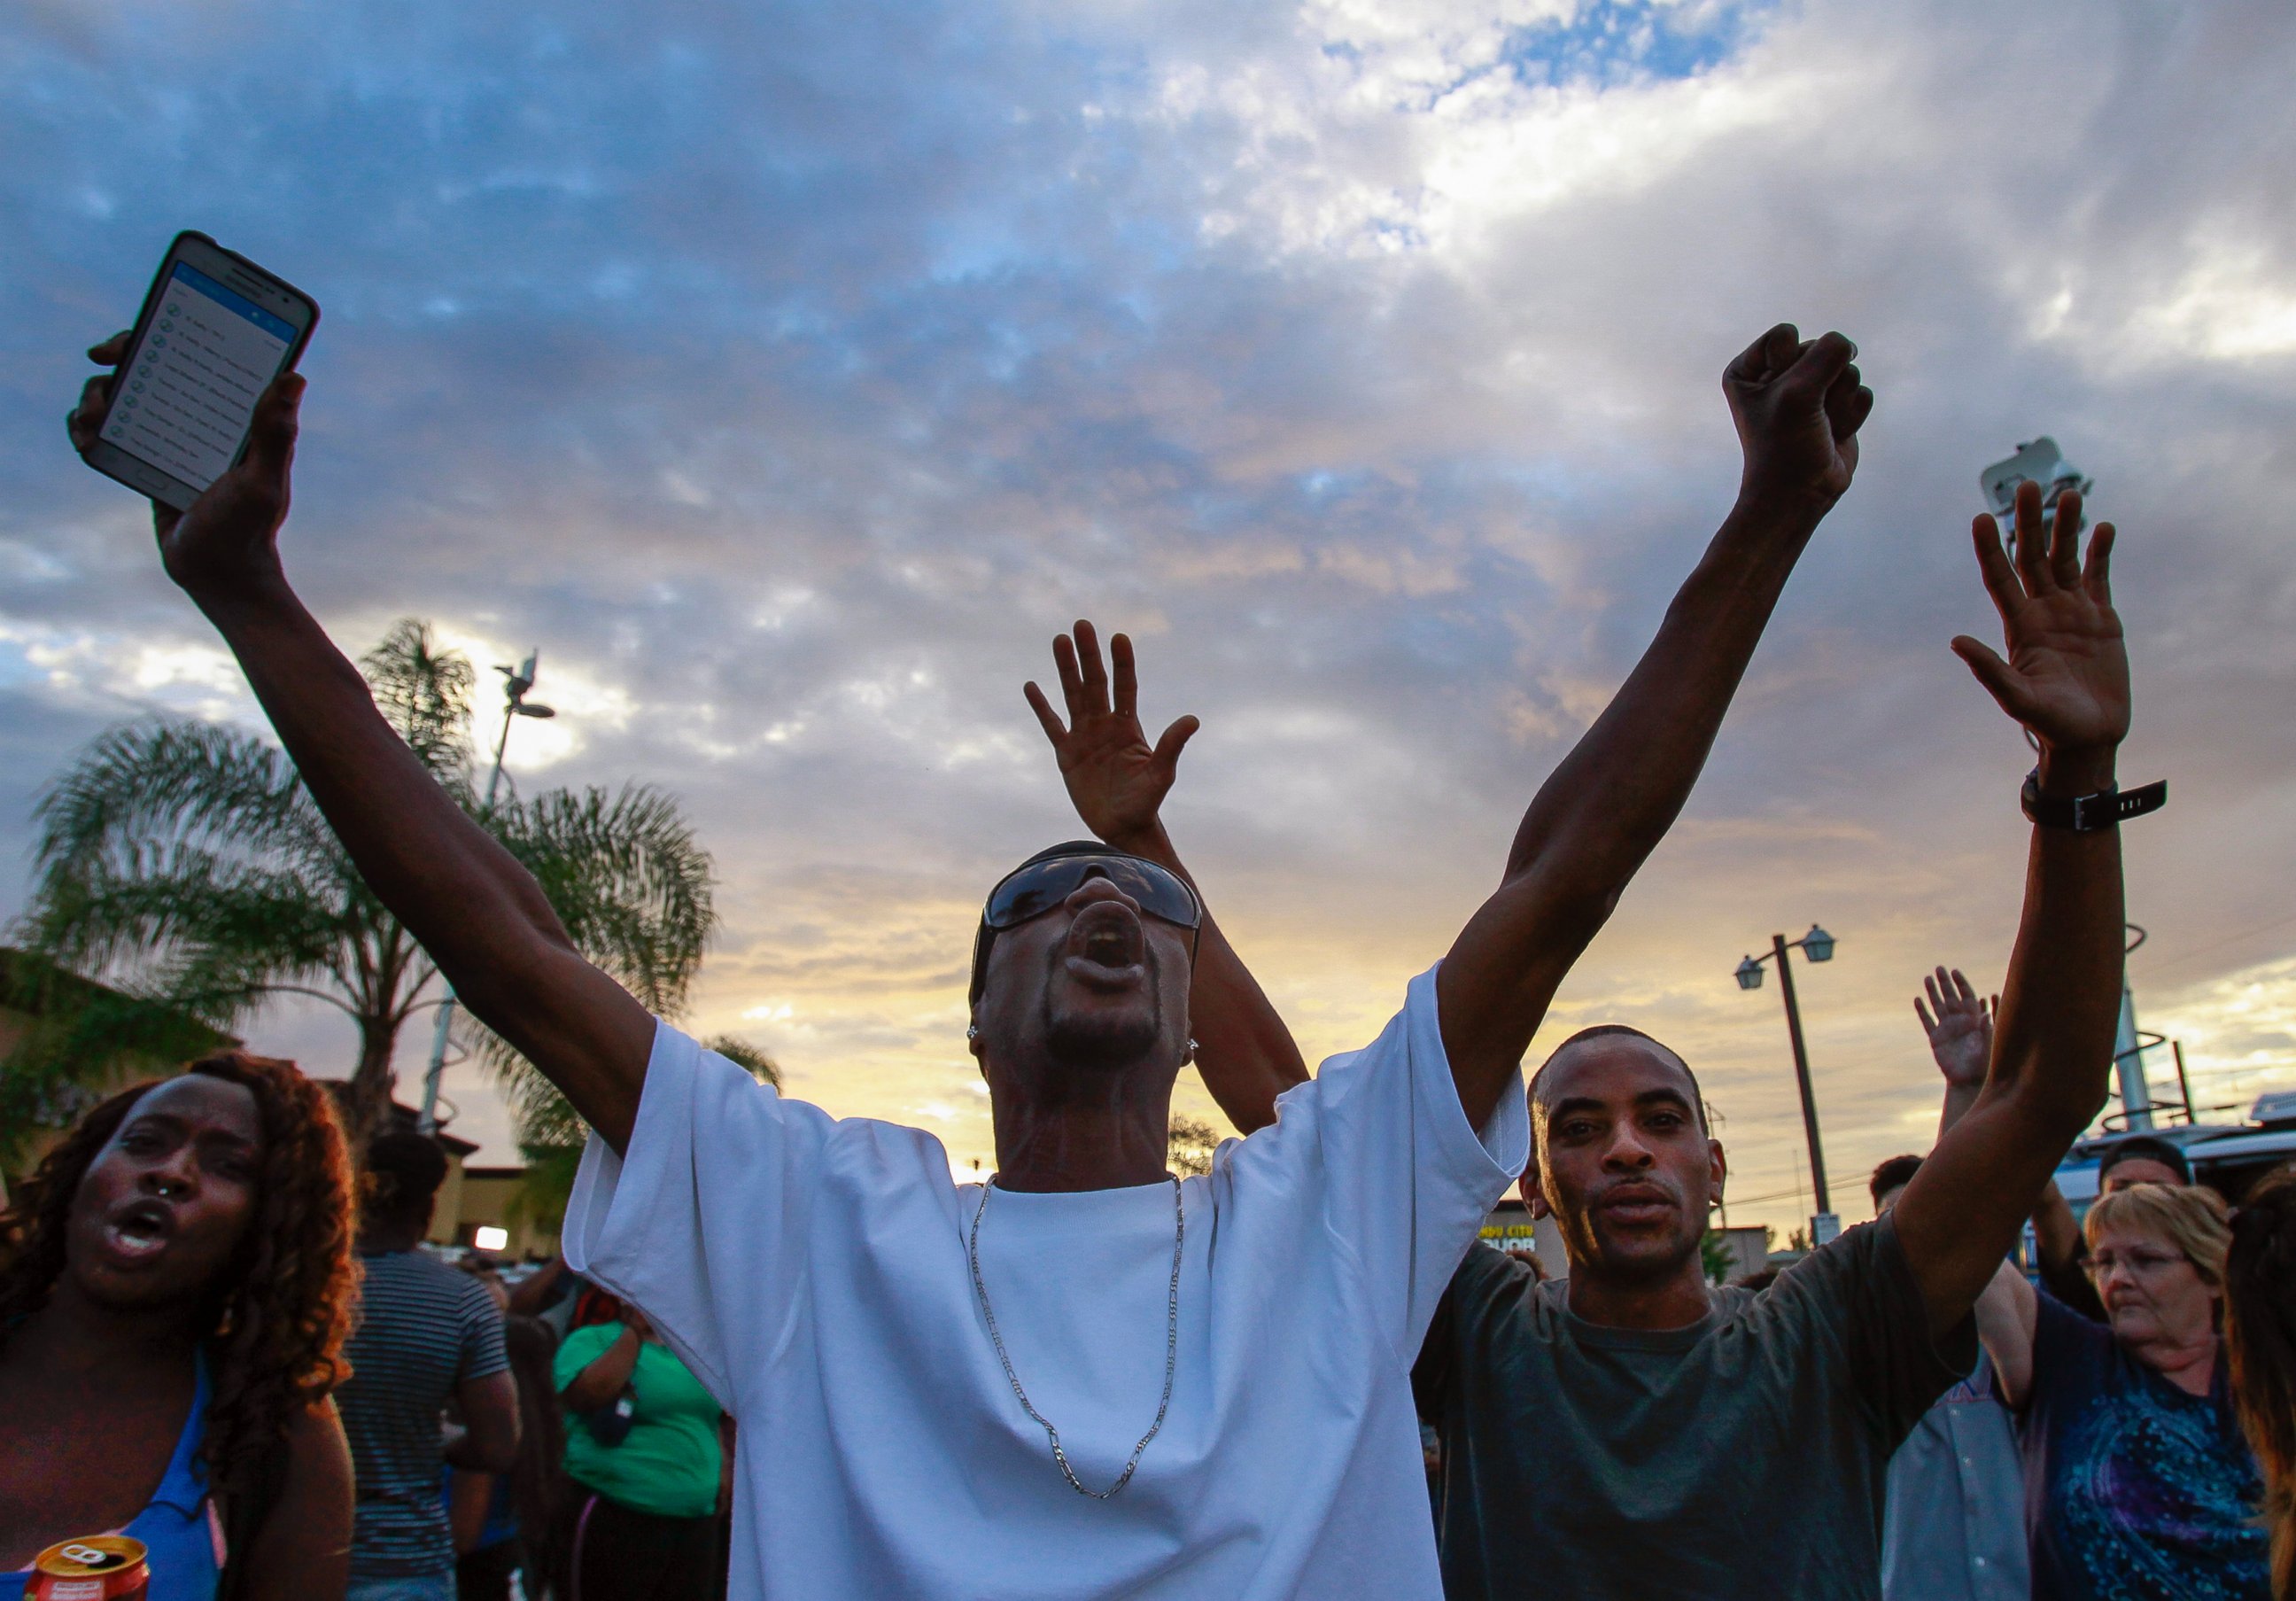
[2050,1091,2296,1217]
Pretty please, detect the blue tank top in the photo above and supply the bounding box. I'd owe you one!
[4,1355,223,1601]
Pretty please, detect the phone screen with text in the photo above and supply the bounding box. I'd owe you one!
[101,261,296,494]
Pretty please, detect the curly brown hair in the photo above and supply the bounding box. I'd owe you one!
[2229,1163,2296,1601]
[0,1050,360,1507]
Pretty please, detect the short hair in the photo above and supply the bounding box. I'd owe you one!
[2099,1135,2192,1185]
[2085,1181,2230,1287]
[1530,1025,1706,1131]
[362,1128,450,1228]
[1870,1154,1924,1209]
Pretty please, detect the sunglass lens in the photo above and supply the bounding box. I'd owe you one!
[989,874,1062,927]
[985,857,1199,930]
[1105,859,1198,925]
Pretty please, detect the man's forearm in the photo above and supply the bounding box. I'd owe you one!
[1892,764,2123,1331]
[1438,489,1829,1098]
[2029,1180,2102,1316]
[1106,820,1307,1134]
[200,576,654,1146]
[1503,491,1823,895]
[1983,747,2123,1139]
[1939,1078,1982,1138]
[197,579,575,991]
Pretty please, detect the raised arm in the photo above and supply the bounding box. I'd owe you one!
[1438,324,1873,1127]
[1974,1257,2039,1407]
[1915,967,1994,1138]
[1918,966,2052,1386]
[1923,983,2047,1403]
[1889,478,2129,1337]
[1025,623,1308,1133]
[1920,968,2101,1313]
[68,337,655,1148]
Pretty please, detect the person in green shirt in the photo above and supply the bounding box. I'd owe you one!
[554,1303,724,1599]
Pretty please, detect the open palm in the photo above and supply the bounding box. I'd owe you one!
[1914,967,1993,1089]
[1024,621,1198,849]
[1953,480,2129,754]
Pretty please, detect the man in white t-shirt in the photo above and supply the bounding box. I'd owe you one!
[81,314,1872,1598]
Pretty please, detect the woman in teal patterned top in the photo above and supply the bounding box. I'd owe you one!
[1981,1180,2269,1601]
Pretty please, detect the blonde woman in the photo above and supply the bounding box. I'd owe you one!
[1979,1182,2269,1601]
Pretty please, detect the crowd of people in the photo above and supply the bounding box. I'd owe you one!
[0,320,2292,1600]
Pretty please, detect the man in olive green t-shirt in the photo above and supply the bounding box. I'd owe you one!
[1415,477,2139,1600]
[555,1306,725,1590]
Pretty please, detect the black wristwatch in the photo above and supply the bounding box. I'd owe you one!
[2021,769,2167,832]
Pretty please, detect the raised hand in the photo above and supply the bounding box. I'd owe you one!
[1953,479,2129,772]
[1914,967,1994,1090]
[1722,323,1873,509]
[1024,621,1199,851]
[68,330,304,604]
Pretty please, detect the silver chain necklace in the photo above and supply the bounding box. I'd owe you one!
[967,1174,1184,1500]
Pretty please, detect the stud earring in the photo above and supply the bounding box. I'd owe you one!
[966,1025,980,1039]
[1183,1038,1200,1062]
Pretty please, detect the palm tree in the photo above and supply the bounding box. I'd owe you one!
[12,620,717,1147]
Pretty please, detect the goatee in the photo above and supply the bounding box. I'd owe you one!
[1040,944,1165,1074]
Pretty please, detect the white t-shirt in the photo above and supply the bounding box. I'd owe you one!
[563,964,1527,1599]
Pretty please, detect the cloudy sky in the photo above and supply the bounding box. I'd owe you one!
[4,0,2293,1238]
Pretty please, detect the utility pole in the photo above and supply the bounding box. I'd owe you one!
[1771,933,1831,1220]
[416,652,555,1133]
[1734,922,1838,1244]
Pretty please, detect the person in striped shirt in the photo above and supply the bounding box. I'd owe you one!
[336,1131,519,1601]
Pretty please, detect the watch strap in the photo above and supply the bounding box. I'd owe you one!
[2021,771,2167,832]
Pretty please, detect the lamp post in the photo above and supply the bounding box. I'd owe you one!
[416,653,556,1134]
[1734,923,1838,1241]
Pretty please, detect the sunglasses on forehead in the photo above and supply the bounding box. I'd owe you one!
[981,852,1204,933]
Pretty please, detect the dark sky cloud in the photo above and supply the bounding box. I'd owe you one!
[4,0,2292,1231]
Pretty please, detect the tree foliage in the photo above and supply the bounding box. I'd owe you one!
[12,620,718,1149]
[704,1035,782,1090]
[0,950,232,1166]
[1167,1114,1222,1178]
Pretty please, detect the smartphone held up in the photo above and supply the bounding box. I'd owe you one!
[78,231,318,512]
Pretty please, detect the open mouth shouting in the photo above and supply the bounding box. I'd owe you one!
[1063,900,1148,990]
[99,1198,178,1266]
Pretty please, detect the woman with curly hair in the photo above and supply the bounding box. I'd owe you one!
[0,1049,361,1599]
[2227,1164,2296,1601]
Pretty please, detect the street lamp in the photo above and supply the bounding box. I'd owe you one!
[417,650,555,1134]
[1733,924,1839,1242]
[485,654,555,811]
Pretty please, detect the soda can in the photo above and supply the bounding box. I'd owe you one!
[22,1535,150,1601]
